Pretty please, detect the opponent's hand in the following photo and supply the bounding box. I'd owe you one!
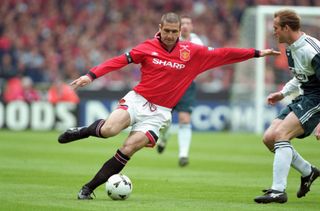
[315,122,320,140]
[70,75,92,90]
[260,49,281,57]
[266,92,284,105]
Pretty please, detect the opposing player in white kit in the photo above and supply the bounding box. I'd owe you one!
[157,15,204,167]
[254,9,320,204]
[57,12,280,200]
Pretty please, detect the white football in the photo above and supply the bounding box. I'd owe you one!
[106,174,132,200]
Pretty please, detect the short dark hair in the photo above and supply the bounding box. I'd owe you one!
[274,9,301,31]
[160,12,181,27]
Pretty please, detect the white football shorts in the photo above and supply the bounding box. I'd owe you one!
[118,91,172,147]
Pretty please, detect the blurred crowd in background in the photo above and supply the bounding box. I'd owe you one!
[0,0,319,103]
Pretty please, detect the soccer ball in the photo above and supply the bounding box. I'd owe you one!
[106,174,132,200]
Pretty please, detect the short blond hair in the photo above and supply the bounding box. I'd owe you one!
[274,9,301,31]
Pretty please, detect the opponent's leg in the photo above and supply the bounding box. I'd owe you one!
[178,111,192,167]
[292,148,320,198]
[263,118,319,198]
[254,141,291,203]
[178,123,191,166]
[157,124,171,154]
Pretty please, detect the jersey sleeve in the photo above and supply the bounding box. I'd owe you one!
[196,46,259,73]
[128,42,147,64]
[280,77,300,97]
[86,41,148,80]
[87,54,128,80]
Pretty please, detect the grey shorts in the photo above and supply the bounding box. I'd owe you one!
[174,82,196,113]
[278,95,320,138]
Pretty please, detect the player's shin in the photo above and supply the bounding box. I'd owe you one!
[178,123,192,158]
[271,141,293,191]
[291,147,311,177]
[84,119,106,138]
[84,149,130,191]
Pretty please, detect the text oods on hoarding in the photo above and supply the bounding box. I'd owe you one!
[0,101,77,130]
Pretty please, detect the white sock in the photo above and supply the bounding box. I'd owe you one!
[178,124,192,158]
[271,141,293,192]
[291,147,312,177]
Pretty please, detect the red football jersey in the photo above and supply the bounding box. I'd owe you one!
[88,37,258,108]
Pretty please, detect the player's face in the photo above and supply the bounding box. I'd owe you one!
[181,18,193,39]
[273,17,289,44]
[159,21,181,48]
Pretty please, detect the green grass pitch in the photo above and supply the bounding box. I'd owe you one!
[0,130,319,211]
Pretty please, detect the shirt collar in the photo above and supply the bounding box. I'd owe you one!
[288,33,306,50]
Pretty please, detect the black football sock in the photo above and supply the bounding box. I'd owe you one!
[80,119,105,138]
[85,149,130,191]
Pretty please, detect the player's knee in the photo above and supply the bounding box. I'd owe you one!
[263,131,273,144]
[263,131,275,151]
[178,112,191,124]
[100,124,120,138]
[179,119,190,124]
[120,144,134,156]
[120,143,142,157]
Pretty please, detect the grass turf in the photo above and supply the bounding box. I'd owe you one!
[0,130,319,211]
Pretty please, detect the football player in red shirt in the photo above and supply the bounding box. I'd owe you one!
[157,15,205,167]
[58,12,280,199]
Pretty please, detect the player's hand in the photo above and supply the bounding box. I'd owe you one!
[266,92,284,105]
[260,49,281,57]
[70,75,92,90]
[314,123,320,141]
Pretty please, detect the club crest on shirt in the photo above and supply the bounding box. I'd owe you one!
[180,45,190,61]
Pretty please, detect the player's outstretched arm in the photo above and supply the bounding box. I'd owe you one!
[70,75,92,90]
[259,49,281,57]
